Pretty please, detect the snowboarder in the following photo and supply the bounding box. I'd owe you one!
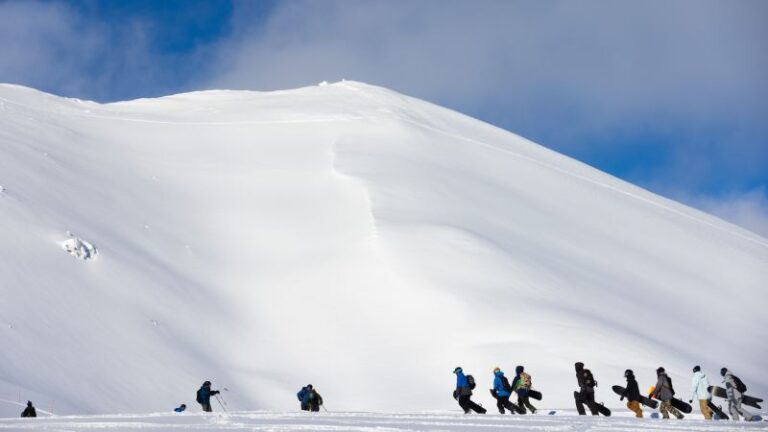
[196,380,220,412]
[297,384,323,412]
[574,362,599,415]
[721,367,755,421]
[174,404,187,413]
[652,367,684,419]
[620,369,643,418]
[512,365,537,414]
[491,367,517,414]
[20,401,36,418]
[688,366,712,420]
[453,367,486,414]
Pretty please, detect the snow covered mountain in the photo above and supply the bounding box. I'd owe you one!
[0,81,765,416]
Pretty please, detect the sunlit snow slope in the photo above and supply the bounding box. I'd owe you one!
[0,81,766,415]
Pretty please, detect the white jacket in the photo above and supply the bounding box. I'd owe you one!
[690,371,711,400]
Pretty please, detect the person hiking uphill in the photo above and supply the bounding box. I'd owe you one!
[512,365,537,414]
[453,367,486,414]
[491,367,518,414]
[721,367,756,421]
[297,384,324,412]
[620,369,643,418]
[20,401,36,418]
[574,362,599,415]
[652,367,683,419]
[196,380,221,412]
[689,366,712,420]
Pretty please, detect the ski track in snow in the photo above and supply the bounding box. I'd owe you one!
[1,411,767,431]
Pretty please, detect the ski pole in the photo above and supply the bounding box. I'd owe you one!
[322,405,328,412]
[214,394,228,413]
[218,392,229,408]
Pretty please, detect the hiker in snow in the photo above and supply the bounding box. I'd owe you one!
[453,367,486,414]
[574,362,599,415]
[721,367,754,421]
[174,404,187,413]
[491,367,517,414]
[512,365,536,414]
[297,384,324,412]
[652,367,684,419]
[620,369,643,418]
[20,401,36,418]
[196,380,220,412]
[689,366,712,420]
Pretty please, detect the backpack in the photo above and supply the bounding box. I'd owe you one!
[521,372,532,389]
[500,375,512,392]
[583,369,596,388]
[666,375,675,396]
[733,375,747,393]
[466,375,476,390]
[196,388,204,404]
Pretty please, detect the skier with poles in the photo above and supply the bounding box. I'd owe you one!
[196,380,221,412]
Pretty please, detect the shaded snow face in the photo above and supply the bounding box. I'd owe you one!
[0,81,765,415]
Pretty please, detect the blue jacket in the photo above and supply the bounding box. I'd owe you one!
[456,370,469,389]
[197,385,219,404]
[297,387,311,403]
[493,371,511,397]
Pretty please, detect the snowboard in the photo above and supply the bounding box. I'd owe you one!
[573,390,611,416]
[612,385,658,409]
[528,389,543,401]
[707,401,729,420]
[489,389,524,414]
[647,386,692,414]
[708,386,763,409]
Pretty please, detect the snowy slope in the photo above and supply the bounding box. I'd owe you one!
[0,81,766,416]
[2,410,768,431]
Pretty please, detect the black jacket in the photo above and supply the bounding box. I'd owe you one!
[577,369,596,391]
[21,405,36,418]
[623,376,641,402]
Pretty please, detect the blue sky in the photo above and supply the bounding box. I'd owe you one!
[1,0,766,236]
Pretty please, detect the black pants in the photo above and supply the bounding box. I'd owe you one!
[496,395,518,414]
[458,395,486,414]
[200,402,212,412]
[575,389,599,415]
[518,393,537,414]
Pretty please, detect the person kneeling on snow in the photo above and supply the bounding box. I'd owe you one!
[196,380,220,412]
[21,401,36,418]
[174,404,187,413]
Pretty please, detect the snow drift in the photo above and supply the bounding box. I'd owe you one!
[0,81,765,416]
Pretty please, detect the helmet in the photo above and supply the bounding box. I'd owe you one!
[515,365,524,374]
[493,367,501,374]
[624,369,634,378]
[453,367,462,374]
[203,380,211,386]
[575,362,584,371]
[720,367,728,376]
[693,365,701,373]
[656,367,665,375]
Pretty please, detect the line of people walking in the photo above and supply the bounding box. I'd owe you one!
[453,365,538,415]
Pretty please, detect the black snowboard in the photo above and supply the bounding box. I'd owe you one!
[707,401,729,420]
[528,389,543,401]
[612,385,658,409]
[489,389,524,414]
[709,386,763,409]
[648,393,692,414]
[573,391,611,416]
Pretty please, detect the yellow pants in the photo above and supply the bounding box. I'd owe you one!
[699,399,712,420]
[626,400,643,418]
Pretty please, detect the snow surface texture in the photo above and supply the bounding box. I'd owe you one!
[0,81,766,417]
[1,411,767,431]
